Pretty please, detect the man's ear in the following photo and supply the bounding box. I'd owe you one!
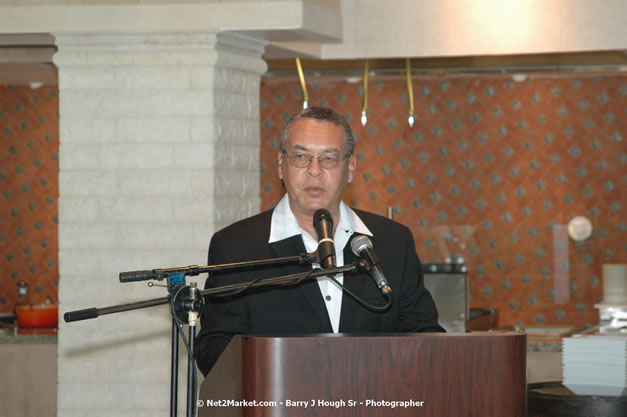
[277,151,284,180]
[347,154,357,184]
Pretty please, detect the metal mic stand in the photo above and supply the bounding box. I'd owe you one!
[166,275,203,417]
[64,256,365,417]
[64,273,205,417]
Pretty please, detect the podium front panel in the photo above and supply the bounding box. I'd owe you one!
[199,332,526,417]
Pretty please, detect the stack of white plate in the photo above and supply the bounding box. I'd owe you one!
[562,334,627,396]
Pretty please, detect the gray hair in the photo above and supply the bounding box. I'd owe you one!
[279,107,355,157]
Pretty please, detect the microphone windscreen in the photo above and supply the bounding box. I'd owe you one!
[351,234,373,256]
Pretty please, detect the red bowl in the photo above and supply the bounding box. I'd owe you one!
[16,304,58,328]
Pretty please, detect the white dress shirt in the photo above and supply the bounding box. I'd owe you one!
[269,194,372,332]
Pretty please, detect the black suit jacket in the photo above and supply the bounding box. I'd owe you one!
[195,208,444,376]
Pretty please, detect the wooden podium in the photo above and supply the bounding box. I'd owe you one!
[198,332,526,417]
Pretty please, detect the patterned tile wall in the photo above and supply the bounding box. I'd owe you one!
[260,74,626,329]
[0,85,59,311]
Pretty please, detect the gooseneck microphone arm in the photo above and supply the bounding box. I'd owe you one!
[118,252,317,283]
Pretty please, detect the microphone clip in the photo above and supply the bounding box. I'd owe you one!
[355,259,372,273]
[299,252,319,265]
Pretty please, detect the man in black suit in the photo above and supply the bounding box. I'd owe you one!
[196,107,443,376]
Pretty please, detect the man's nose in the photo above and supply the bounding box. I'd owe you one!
[306,156,322,175]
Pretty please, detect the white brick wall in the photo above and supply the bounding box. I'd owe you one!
[54,31,267,416]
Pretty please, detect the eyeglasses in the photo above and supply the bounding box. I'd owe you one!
[283,151,348,170]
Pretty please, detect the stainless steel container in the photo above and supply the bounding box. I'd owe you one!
[596,303,627,333]
[423,263,468,333]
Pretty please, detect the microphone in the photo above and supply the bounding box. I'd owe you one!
[350,235,392,295]
[313,208,336,268]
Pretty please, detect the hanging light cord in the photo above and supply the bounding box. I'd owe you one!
[361,59,369,126]
[405,58,415,127]
[295,58,309,109]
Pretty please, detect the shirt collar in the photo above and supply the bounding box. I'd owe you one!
[269,193,372,244]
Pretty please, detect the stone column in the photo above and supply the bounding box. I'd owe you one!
[53,32,266,417]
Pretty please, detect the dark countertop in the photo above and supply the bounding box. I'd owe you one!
[0,329,58,344]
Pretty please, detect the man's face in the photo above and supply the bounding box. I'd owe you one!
[278,118,356,220]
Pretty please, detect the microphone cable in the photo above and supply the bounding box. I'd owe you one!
[208,267,391,312]
[326,274,392,312]
[208,267,319,298]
